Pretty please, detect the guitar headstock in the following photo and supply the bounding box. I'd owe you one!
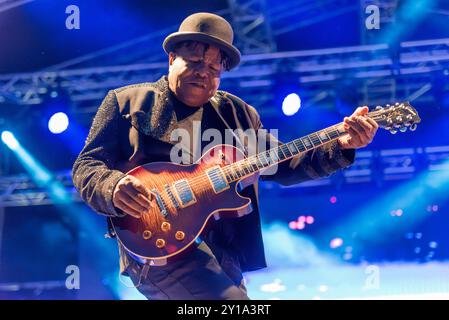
[368,102,421,134]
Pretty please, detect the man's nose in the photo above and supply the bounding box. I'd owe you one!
[193,63,208,78]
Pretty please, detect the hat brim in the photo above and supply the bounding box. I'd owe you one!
[163,32,241,70]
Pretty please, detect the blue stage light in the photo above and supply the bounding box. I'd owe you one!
[282,93,301,116]
[48,112,69,134]
[1,131,19,150]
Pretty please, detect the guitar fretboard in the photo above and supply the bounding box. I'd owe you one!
[221,122,349,183]
[220,110,387,182]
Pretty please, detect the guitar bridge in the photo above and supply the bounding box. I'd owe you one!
[151,188,167,217]
[164,184,180,209]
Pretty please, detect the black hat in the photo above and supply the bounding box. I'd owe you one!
[163,12,241,70]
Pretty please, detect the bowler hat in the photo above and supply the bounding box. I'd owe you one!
[163,12,241,70]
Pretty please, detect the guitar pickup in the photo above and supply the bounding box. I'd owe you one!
[205,166,229,194]
[173,179,196,207]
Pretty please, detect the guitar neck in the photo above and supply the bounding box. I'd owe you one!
[222,111,384,183]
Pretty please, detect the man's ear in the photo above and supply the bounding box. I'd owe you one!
[168,52,176,66]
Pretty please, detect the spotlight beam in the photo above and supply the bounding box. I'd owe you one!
[0,0,34,14]
[1,131,69,203]
[317,156,449,256]
[1,131,122,298]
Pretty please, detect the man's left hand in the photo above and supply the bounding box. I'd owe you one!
[338,106,379,150]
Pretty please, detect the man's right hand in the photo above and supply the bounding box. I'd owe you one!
[112,175,154,218]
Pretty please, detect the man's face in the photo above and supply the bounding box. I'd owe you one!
[168,42,223,107]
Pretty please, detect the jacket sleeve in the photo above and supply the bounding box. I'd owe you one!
[72,90,128,217]
[247,104,356,186]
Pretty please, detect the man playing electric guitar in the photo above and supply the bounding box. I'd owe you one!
[72,12,379,300]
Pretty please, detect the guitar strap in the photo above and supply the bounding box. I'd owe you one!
[117,261,150,289]
[106,217,116,238]
[137,263,150,287]
[209,95,248,157]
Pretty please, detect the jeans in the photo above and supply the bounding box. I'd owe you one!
[126,241,250,300]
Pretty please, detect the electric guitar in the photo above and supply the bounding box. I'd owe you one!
[110,102,421,265]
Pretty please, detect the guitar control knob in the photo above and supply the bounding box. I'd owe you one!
[142,230,152,240]
[175,231,185,241]
[161,222,171,232]
[156,238,165,248]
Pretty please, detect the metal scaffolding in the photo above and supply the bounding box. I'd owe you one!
[227,0,276,54]
[0,145,448,207]
[1,0,448,206]
[1,37,448,115]
[359,0,399,44]
[0,0,34,13]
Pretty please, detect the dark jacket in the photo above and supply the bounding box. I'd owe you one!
[72,76,355,274]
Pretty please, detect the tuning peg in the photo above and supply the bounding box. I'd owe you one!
[390,129,397,134]
[375,106,383,111]
[400,127,407,133]
[395,102,400,106]
[410,123,417,131]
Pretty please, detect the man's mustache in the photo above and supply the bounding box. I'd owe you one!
[186,79,207,88]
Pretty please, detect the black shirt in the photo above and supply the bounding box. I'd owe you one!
[168,89,239,263]
[169,89,227,164]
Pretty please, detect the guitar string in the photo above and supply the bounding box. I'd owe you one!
[148,111,409,212]
[159,113,387,194]
[140,108,412,213]
[171,121,347,189]
[168,113,389,191]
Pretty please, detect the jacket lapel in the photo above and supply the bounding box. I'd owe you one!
[127,76,177,144]
[129,77,246,152]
